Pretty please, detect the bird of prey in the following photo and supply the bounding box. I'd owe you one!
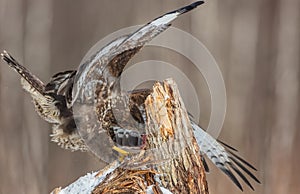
[1,1,260,191]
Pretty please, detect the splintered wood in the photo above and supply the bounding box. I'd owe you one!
[92,168,157,194]
[93,79,208,194]
[52,79,208,194]
[144,79,208,194]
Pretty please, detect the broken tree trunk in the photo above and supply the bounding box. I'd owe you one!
[51,78,209,194]
[143,79,209,194]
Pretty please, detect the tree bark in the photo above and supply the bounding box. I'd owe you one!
[143,79,208,194]
[52,78,208,194]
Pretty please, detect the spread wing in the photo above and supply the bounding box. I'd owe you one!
[1,50,45,95]
[72,1,204,105]
[192,122,261,191]
[1,51,61,123]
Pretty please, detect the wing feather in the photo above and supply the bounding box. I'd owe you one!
[0,50,64,123]
[1,50,45,94]
[72,1,204,105]
[192,121,260,191]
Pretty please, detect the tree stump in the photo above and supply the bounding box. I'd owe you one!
[51,78,209,194]
[143,79,208,194]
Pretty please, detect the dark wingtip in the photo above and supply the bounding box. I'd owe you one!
[219,140,258,171]
[218,140,238,152]
[1,50,18,67]
[229,156,261,184]
[1,50,11,64]
[230,162,255,191]
[178,1,205,14]
[228,150,258,171]
[219,164,244,191]
[166,1,204,16]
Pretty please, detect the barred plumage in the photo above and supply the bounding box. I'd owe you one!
[1,1,260,191]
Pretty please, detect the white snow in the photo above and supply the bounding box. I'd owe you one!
[57,164,117,194]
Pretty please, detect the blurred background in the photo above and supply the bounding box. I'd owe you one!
[0,0,299,194]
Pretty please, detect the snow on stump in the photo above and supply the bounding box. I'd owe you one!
[51,78,209,194]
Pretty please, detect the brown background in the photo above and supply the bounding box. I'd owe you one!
[0,0,299,194]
